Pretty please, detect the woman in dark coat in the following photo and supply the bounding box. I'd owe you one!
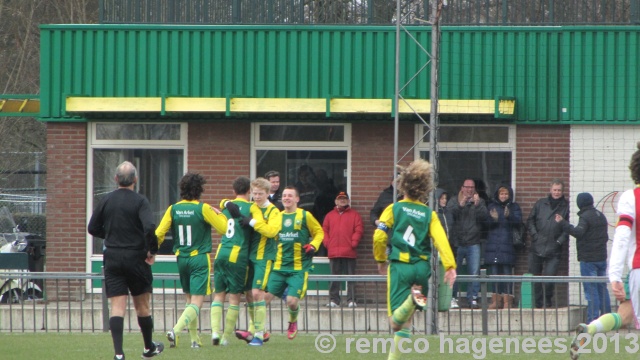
[484,184,522,309]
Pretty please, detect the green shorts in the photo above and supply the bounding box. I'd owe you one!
[267,270,308,299]
[387,260,431,316]
[213,257,248,294]
[246,260,273,291]
[177,253,212,296]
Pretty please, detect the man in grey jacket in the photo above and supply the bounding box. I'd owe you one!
[527,179,569,308]
[447,178,488,309]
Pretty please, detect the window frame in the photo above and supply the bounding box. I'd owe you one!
[86,122,188,268]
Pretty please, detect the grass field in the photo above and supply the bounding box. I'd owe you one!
[1,332,639,359]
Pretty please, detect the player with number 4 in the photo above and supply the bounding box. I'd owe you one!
[156,172,230,349]
[373,159,457,360]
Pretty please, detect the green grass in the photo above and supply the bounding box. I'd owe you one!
[1,332,639,359]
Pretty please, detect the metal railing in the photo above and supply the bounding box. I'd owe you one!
[99,0,640,25]
[0,271,627,336]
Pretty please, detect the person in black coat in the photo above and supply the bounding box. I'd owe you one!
[555,192,611,323]
[484,185,522,308]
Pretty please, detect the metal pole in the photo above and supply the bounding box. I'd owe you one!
[393,0,401,202]
[428,0,442,335]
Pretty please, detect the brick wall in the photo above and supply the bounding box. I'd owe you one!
[514,125,571,306]
[45,123,88,300]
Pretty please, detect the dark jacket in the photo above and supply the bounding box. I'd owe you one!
[446,191,488,247]
[484,186,522,265]
[370,185,397,226]
[435,188,455,247]
[269,189,283,211]
[559,193,608,262]
[527,194,569,258]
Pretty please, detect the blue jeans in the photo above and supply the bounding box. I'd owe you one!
[580,261,611,323]
[454,244,481,301]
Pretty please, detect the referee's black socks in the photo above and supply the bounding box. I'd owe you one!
[110,316,125,355]
[138,316,154,350]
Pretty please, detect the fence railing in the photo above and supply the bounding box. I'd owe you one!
[0,271,626,336]
[99,0,640,25]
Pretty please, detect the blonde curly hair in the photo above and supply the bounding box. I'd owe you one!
[396,159,434,203]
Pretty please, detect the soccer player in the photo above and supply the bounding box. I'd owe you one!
[156,172,230,348]
[373,159,457,360]
[87,161,164,360]
[263,186,324,340]
[569,142,640,360]
[210,176,271,346]
[235,178,282,346]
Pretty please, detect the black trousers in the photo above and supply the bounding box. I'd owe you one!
[528,252,560,307]
[329,257,356,304]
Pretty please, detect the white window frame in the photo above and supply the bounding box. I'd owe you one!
[86,122,188,292]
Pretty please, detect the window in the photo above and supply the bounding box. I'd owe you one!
[252,123,350,255]
[417,124,515,202]
[88,123,187,256]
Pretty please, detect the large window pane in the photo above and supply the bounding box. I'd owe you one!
[422,126,509,143]
[96,124,181,141]
[259,125,344,142]
[91,148,183,255]
[421,150,512,201]
[256,150,347,222]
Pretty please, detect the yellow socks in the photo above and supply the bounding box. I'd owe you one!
[391,294,416,327]
[223,305,240,340]
[588,312,622,334]
[210,301,223,336]
[388,327,411,360]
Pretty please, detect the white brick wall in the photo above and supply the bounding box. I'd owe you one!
[568,125,640,304]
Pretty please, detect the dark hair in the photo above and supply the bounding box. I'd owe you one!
[264,170,280,180]
[180,172,206,201]
[284,185,299,197]
[115,161,137,187]
[233,176,251,195]
[630,142,640,184]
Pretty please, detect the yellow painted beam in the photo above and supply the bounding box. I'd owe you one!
[165,97,226,112]
[230,98,326,112]
[331,99,391,113]
[0,99,40,114]
[63,97,510,116]
[66,97,161,112]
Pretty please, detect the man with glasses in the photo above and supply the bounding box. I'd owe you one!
[447,178,488,309]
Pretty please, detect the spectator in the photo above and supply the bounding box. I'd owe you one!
[435,188,456,309]
[295,165,318,212]
[370,177,402,227]
[555,192,610,323]
[265,170,283,211]
[447,178,488,309]
[484,185,522,309]
[322,191,363,308]
[527,179,569,308]
[87,161,164,360]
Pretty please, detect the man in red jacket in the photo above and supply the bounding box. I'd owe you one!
[322,191,364,308]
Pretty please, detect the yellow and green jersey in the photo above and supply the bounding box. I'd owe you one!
[273,208,323,271]
[155,200,228,257]
[215,198,255,265]
[250,202,282,262]
[373,199,456,270]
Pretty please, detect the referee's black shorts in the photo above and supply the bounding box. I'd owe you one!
[104,248,153,298]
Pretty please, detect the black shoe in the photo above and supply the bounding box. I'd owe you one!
[142,341,164,359]
[114,356,125,360]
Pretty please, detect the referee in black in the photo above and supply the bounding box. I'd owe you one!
[88,161,164,360]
